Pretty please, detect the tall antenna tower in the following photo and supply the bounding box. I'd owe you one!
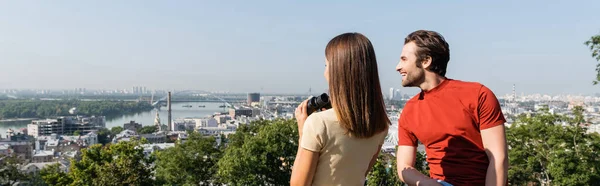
[168,92,172,131]
[510,84,517,115]
[512,84,516,102]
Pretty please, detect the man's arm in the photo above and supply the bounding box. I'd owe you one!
[397,146,440,186]
[477,85,509,186]
[481,125,508,186]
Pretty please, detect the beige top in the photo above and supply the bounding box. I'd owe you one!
[301,109,388,186]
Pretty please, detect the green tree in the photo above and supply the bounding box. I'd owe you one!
[367,147,427,186]
[27,172,48,186]
[388,153,404,186]
[73,130,81,136]
[138,125,157,134]
[69,139,155,186]
[585,33,600,84]
[216,119,297,186]
[154,131,222,185]
[572,105,586,124]
[506,106,600,185]
[161,124,168,131]
[40,163,71,186]
[97,128,112,145]
[111,126,124,136]
[388,99,407,109]
[367,154,398,186]
[0,155,28,185]
[0,100,153,119]
[415,149,429,176]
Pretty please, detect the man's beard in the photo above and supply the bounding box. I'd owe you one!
[401,70,424,87]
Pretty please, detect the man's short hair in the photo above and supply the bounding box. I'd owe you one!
[404,30,450,76]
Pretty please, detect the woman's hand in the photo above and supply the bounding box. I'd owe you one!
[295,99,309,134]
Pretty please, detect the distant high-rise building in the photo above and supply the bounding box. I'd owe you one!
[131,86,146,94]
[27,116,106,137]
[229,108,260,118]
[247,93,260,105]
[394,90,402,100]
[389,88,395,100]
[124,121,142,132]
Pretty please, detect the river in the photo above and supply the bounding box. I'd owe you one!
[0,102,228,138]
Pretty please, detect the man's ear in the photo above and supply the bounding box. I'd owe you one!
[421,56,432,69]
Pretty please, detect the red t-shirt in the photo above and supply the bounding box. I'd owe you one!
[398,79,506,185]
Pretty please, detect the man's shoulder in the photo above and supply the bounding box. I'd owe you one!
[447,79,485,90]
[401,93,421,112]
[400,94,421,118]
[406,94,420,104]
[448,79,500,97]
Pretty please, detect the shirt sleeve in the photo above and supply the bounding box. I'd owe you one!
[300,114,327,152]
[397,112,418,147]
[478,85,507,130]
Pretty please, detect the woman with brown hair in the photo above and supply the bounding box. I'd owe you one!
[290,32,390,186]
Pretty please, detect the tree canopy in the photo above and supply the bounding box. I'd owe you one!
[0,100,153,119]
[585,33,600,84]
[40,163,72,186]
[69,139,155,186]
[110,126,124,136]
[365,148,428,186]
[216,119,298,186]
[4,110,599,186]
[506,106,600,185]
[138,125,158,134]
[154,131,222,185]
[0,155,28,186]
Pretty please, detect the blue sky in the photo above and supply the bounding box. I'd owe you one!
[1,1,599,96]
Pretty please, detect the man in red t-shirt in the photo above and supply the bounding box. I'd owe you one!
[395,30,508,186]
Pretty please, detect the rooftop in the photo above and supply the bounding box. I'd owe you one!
[46,139,59,147]
[21,162,65,172]
[33,150,54,157]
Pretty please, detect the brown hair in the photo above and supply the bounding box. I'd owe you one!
[404,30,450,76]
[325,32,390,139]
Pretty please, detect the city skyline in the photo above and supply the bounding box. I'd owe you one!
[1,1,600,96]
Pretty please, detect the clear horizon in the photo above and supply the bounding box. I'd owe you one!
[1,1,600,96]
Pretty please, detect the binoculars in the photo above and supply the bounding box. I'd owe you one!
[306,93,332,115]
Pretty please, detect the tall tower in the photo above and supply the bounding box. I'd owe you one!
[247,93,260,105]
[512,84,516,102]
[510,84,517,114]
[167,92,172,131]
[389,88,395,100]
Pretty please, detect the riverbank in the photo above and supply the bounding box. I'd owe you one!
[0,99,154,119]
[0,102,227,137]
[0,118,38,122]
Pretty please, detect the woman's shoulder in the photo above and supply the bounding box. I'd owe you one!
[304,109,338,132]
[310,109,339,125]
